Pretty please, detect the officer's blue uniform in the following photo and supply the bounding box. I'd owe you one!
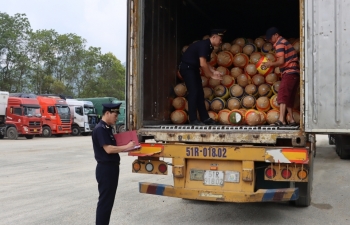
[180,38,213,122]
[179,29,225,124]
[92,103,121,225]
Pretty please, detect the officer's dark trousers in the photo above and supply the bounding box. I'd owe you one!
[179,66,209,122]
[96,163,119,225]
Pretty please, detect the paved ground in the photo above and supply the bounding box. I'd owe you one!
[0,135,349,225]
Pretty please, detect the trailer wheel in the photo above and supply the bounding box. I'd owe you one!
[7,127,18,140]
[72,125,80,136]
[42,126,52,137]
[25,135,34,139]
[293,151,313,207]
[335,136,341,156]
[328,135,335,145]
[335,136,350,159]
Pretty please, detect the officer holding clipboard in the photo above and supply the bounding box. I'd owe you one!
[92,103,136,225]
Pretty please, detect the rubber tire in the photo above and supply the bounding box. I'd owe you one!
[328,135,335,145]
[81,132,90,136]
[54,134,63,137]
[25,135,34,139]
[118,124,125,133]
[335,136,350,159]
[0,134,4,139]
[72,126,80,136]
[293,151,314,207]
[7,127,18,140]
[42,126,52,137]
[335,136,341,156]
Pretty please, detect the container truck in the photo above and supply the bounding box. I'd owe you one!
[65,99,97,136]
[0,91,9,139]
[77,97,126,133]
[125,0,350,207]
[4,96,42,139]
[37,96,72,137]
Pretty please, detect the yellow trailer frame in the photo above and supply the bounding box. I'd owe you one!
[129,143,312,204]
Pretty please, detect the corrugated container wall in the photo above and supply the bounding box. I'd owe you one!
[305,0,350,132]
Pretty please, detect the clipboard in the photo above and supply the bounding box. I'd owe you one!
[114,130,141,152]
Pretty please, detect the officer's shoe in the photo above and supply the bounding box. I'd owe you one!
[190,120,204,126]
[203,118,220,125]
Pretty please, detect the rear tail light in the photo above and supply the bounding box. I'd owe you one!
[297,169,308,180]
[281,169,292,179]
[145,162,154,172]
[265,168,276,179]
[158,163,167,174]
[132,162,141,172]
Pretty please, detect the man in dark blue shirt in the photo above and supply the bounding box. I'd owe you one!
[92,103,135,225]
[179,29,225,125]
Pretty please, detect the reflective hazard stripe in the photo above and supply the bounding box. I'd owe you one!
[265,148,309,164]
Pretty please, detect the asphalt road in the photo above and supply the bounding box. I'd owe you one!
[0,135,349,225]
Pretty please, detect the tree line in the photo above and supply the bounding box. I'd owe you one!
[0,12,125,99]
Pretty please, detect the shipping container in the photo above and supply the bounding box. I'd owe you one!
[125,0,350,206]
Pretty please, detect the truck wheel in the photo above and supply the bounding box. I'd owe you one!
[0,134,4,139]
[118,125,126,133]
[42,126,52,137]
[293,151,313,207]
[72,126,80,136]
[335,136,341,156]
[328,135,335,145]
[335,136,350,159]
[7,127,18,140]
[25,135,34,139]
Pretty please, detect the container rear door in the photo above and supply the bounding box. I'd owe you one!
[305,0,350,133]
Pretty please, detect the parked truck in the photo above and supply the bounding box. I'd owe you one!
[77,97,126,133]
[4,96,42,139]
[37,96,72,137]
[125,0,350,207]
[65,99,97,136]
[0,91,9,139]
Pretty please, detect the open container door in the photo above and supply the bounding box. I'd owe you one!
[305,0,350,133]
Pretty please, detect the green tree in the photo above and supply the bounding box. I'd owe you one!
[0,13,125,99]
[75,46,101,97]
[0,12,32,92]
[54,33,86,90]
[26,29,58,94]
[97,52,125,99]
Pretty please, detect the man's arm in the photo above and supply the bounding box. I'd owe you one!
[264,56,284,68]
[103,141,136,154]
[200,57,223,80]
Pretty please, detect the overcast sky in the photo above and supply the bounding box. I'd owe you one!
[2,0,127,63]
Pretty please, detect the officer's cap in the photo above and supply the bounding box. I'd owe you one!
[210,29,226,36]
[265,27,280,41]
[102,103,122,114]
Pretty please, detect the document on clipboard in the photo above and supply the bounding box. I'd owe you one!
[114,130,141,152]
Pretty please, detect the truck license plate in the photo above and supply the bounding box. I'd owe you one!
[203,170,224,186]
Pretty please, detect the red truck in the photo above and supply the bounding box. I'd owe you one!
[37,96,72,137]
[5,97,42,139]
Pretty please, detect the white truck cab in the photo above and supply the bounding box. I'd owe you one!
[66,99,97,136]
[0,91,9,139]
